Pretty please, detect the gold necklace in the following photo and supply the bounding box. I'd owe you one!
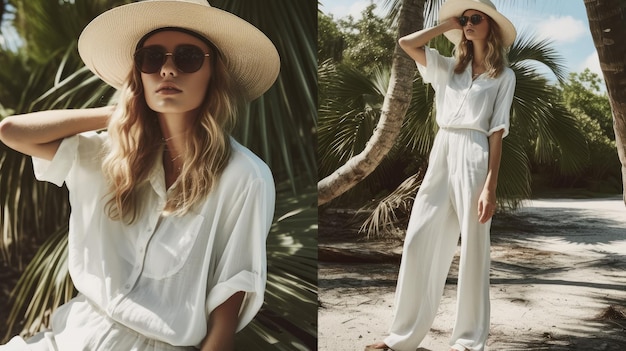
[161,131,190,143]
[472,63,485,75]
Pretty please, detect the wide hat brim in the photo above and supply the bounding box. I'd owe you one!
[78,0,280,101]
[439,0,517,48]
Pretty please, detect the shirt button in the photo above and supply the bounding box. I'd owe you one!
[138,247,145,253]
[146,227,152,232]
[124,284,131,289]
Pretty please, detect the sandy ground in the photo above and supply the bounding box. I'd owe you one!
[319,197,626,351]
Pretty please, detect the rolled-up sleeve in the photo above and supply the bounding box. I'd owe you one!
[205,176,275,332]
[32,132,107,187]
[488,68,516,138]
[32,135,80,187]
[416,46,455,91]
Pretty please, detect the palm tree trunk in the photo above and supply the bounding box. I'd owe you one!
[1,1,5,28]
[584,0,626,205]
[317,0,425,206]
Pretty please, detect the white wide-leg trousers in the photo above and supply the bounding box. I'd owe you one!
[384,129,492,351]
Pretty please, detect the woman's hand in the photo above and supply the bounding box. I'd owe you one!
[478,129,504,224]
[398,16,462,66]
[477,187,496,224]
[443,16,463,31]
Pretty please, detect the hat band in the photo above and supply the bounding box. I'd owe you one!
[135,27,215,50]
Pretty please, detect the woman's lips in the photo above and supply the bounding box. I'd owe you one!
[156,84,182,94]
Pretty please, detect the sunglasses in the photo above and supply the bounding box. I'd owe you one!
[133,44,210,74]
[459,14,486,27]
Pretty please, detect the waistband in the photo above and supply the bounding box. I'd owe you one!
[439,126,488,136]
[51,295,196,351]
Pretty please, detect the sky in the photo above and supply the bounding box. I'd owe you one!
[319,0,601,80]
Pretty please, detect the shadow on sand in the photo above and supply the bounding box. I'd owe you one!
[319,198,626,350]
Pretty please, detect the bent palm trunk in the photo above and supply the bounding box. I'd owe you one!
[318,0,425,206]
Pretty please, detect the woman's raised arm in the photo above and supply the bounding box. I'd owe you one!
[398,17,461,66]
[0,106,113,160]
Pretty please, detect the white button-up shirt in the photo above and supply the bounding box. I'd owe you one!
[417,46,516,138]
[32,132,275,348]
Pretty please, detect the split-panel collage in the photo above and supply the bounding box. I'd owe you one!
[0,0,624,350]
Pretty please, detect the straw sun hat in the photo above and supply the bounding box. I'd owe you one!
[439,0,517,48]
[78,0,280,101]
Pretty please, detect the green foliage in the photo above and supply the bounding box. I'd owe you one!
[318,28,585,202]
[508,31,568,83]
[561,69,614,139]
[538,69,622,190]
[508,64,588,176]
[213,0,317,188]
[522,68,620,192]
[339,4,395,75]
[0,45,102,269]
[320,3,396,75]
[237,184,317,350]
[318,12,343,64]
[318,60,406,203]
[5,224,73,336]
[8,0,131,64]
[317,9,599,233]
[570,108,619,182]
[318,62,389,179]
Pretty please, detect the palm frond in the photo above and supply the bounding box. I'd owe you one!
[2,156,70,265]
[212,0,317,189]
[497,134,531,209]
[359,172,422,239]
[400,75,437,156]
[237,183,317,350]
[9,0,130,63]
[4,224,73,339]
[509,31,568,84]
[381,0,445,28]
[509,62,589,175]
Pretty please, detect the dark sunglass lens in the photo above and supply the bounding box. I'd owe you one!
[471,14,483,25]
[174,45,205,73]
[459,16,468,26]
[135,47,165,74]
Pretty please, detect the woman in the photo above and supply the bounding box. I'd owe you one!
[0,0,279,350]
[366,0,516,350]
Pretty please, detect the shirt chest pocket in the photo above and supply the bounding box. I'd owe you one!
[142,213,205,279]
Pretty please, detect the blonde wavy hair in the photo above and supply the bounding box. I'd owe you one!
[102,42,241,224]
[454,14,508,78]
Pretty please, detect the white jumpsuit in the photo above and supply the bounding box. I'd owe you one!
[2,133,275,350]
[383,47,516,351]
